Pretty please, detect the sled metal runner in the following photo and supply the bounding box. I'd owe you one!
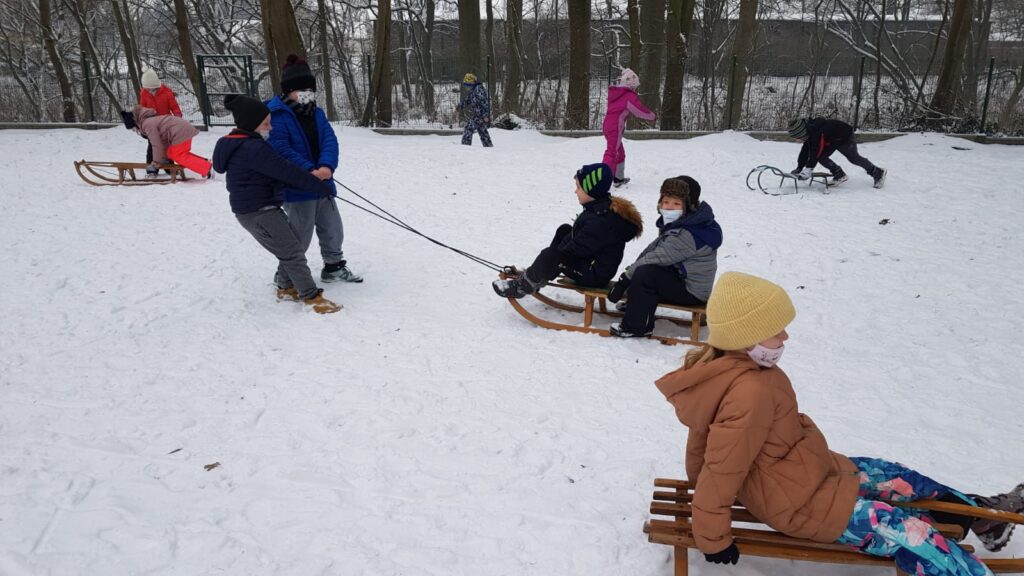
[645,478,1024,575]
[74,160,188,186]
[503,277,706,346]
[746,164,832,195]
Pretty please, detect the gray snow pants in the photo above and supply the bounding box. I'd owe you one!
[283,196,345,266]
[235,207,320,300]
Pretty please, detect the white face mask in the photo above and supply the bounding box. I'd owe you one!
[660,209,683,224]
[257,129,270,141]
[747,344,785,368]
[295,90,316,105]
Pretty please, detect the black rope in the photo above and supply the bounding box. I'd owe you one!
[331,178,506,273]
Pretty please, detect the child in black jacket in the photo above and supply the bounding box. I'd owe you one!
[788,117,886,188]
[212,94,340,314]
[492,163,643,299]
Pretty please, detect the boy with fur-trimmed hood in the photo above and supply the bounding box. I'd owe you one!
[607,176,722,338]
[493,163,643,299]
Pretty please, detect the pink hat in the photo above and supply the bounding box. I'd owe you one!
[620,68,640,89]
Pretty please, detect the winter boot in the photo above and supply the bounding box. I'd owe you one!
[830,169,848,187]
[609,322,653,338]
[145,163,160,178]
[492,272,537,299]
[872,167,887,189]
[322,260,363,283]
[276,287,300,302]
[968,483,1024,552]
[613,177,631,188]
[303,289,342,314]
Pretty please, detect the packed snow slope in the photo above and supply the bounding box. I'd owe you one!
[1,127,1022,576]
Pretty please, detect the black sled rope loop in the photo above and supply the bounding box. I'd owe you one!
[331,178,507,274]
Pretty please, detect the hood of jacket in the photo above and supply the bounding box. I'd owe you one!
[659,201,722,249]
[607,85,637,107]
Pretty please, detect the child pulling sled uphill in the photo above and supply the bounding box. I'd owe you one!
[605,176,722,338]
[492,162,642,298]
[788,117,886,188]
[655,271,1023,574]
[212,94,341,314]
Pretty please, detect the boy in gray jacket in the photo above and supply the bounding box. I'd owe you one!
[607,176,722,337]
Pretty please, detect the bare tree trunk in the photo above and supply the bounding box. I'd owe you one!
[564,0,590,128]
[262,0,307,91]
[964,0,993,112]
[485,0,495,98]
[458,0,481,76]
[872,0,885,125]
[638,0,666,113]
[39,0,76,121]
[396,14,413,102]
[172,0,202,100]
[317,0,337,120]
[361,0,392,126]
[66,0,124,111]
[722,0,757,129]
[930,0,973,120]
[110,0,140,94]
[661,0,694,129]
[502,0,524,113]
[913,0,948,115]
[627,0,640,72]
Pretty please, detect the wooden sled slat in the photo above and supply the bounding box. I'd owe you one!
[505,296,698,346]
[74,160,187,187]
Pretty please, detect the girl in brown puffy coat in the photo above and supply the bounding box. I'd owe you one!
[654,271,1022,575]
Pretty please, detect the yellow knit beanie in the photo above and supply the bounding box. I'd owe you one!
[706,272,796,350]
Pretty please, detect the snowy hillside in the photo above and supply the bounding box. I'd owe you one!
[1,126,1022,575]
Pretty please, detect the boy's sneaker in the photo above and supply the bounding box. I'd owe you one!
[492,275,535,299]
[829,171,848,186]
[276,287,300,302]
[872,167,887,189]
[969,483,1024,552]
[609,322,653,338]
[613,177,630,188]
[303,289,342,314]
[322,260,363,283]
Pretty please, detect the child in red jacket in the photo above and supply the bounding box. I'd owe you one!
[139,68,183,164]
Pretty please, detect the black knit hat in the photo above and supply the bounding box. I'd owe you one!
[280,54,316,94]
[787,118,808,139]
[575,163,614,200]
[224,94,270,132]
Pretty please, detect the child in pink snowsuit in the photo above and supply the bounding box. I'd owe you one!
[602,69,656,186]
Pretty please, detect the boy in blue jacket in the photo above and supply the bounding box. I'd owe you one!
[212,94,341,314]
[266,55,362,284]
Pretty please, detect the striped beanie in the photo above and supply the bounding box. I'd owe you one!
[787,118,808,139]
[576,163,613,200]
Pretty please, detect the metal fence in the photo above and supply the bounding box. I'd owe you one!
[2,52,1022,134]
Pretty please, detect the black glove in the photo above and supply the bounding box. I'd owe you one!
[606,273,630,303]
[704,543,740,565]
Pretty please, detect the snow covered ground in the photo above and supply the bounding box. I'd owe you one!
[1,126,1023,576]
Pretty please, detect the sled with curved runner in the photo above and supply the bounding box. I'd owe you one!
[746,164,832,195]
[74,160,189,186]
[500,271,706,346]
[645,477,1024,576]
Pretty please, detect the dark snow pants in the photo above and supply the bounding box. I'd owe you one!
[462,119,493,147]
[235,207,320,300]
[819,140,878,176]
[621,265,706,333]
[525,224,606,288]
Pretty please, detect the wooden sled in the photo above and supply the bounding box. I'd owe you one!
[645,478,1024,575]
[746,164,832,195]
[74,160,188,186]
[503,275,706,347]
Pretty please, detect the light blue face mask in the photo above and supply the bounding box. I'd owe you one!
[660,209,683,224]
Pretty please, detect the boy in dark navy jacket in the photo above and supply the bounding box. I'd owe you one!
[212,94,341,314]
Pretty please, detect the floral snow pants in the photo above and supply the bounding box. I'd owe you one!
[837,457,992,576]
